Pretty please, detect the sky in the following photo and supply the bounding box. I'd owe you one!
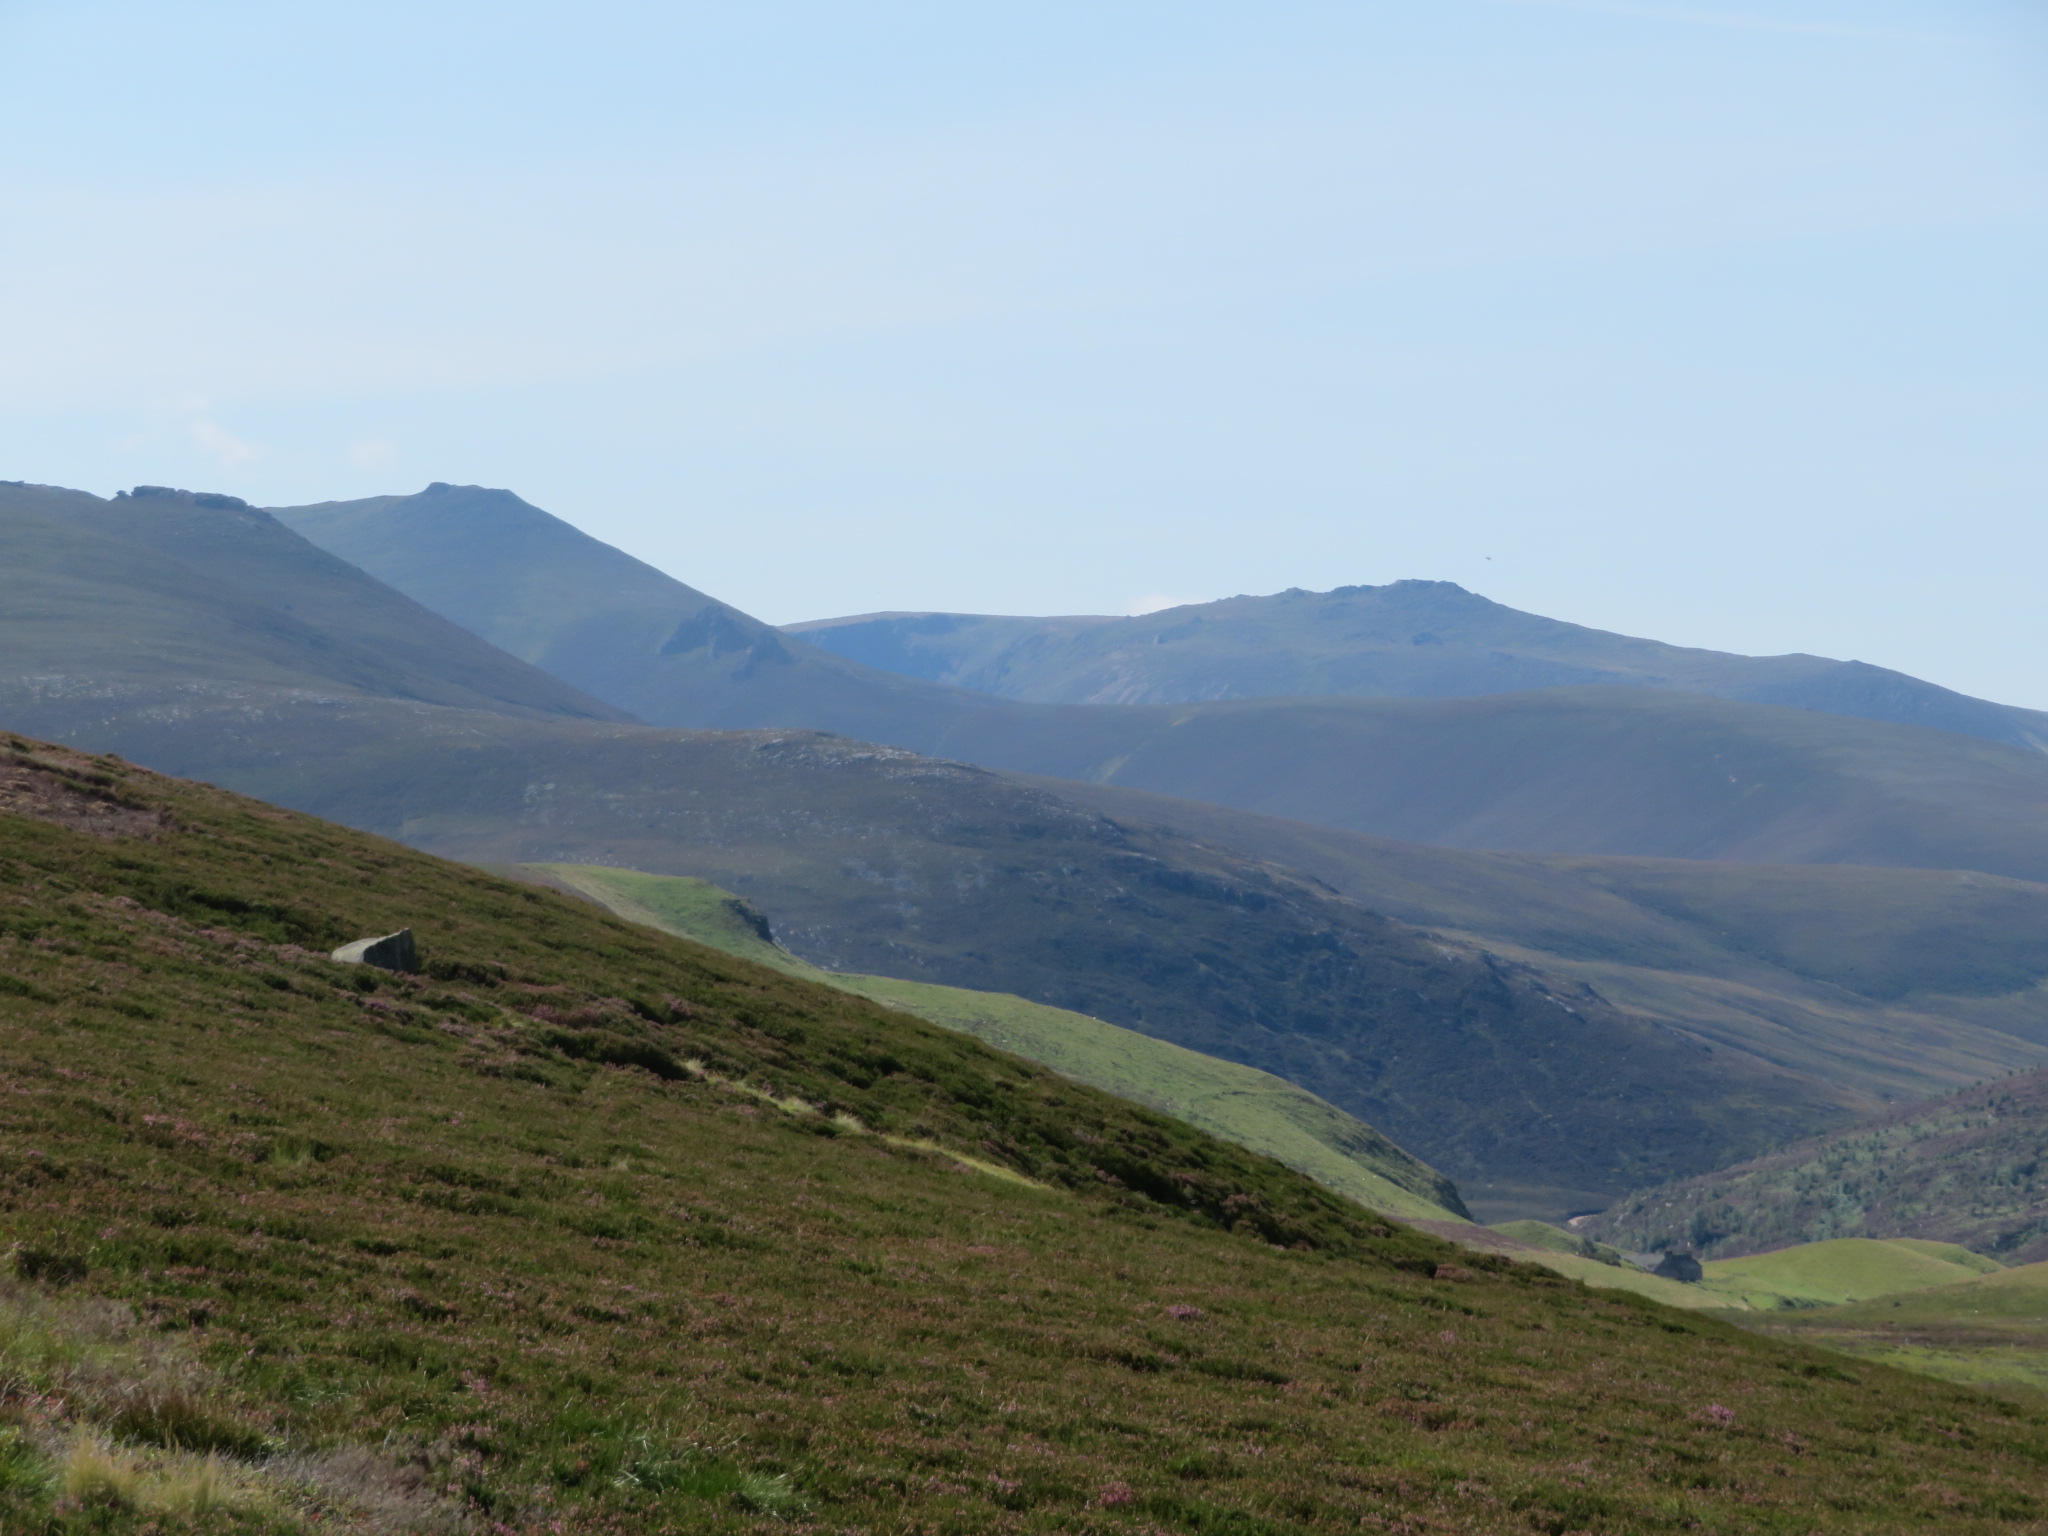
[2,0,2045,703]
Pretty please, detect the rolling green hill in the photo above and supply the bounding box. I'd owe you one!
[1699,1239,2001,1309]
[1584,1068,2048,1262]
[788,581,2048,751]
[1,735,2044,1533]
[513,863,1469,1224]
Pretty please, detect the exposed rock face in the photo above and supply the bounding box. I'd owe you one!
[332,928,419,973]
[1654,1249,1704,1284]
[119,485,252,511]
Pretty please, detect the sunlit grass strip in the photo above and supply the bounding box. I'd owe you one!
[677,1058,1050,1188]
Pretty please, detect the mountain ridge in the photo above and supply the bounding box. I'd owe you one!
[788,579,2048,750]
[272,485,2048,879]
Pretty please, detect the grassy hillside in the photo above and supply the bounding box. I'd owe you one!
[1755,1262,2048,1403]
[515,863,1469,1224]
[789,582,2048,750]
[1447,1230,2006,1318]
[2,739,2047,1532]
[28,475,2048,1219]
[1490,1220,1630,1267]
[59,696,1847,1213]
[1585,1069,2048,1263]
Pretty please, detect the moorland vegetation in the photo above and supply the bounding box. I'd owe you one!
[0,736,2045,1533]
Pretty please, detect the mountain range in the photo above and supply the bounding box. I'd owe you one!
[787,583,2048,751]
[16,476,2048,1221]
[272,484,2048,880]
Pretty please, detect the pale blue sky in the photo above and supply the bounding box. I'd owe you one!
[3,1,2044,702]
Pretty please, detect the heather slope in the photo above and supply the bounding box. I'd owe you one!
[789,581,2048,750]
[10,693,1794,1210]
[515,862,1471,1224]
[2,736,2046,1533]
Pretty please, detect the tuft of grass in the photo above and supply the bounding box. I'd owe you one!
[59,1432,141,1509]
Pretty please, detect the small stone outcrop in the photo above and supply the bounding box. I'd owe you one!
[331,928,419,973]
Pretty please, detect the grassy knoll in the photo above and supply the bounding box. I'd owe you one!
[1755,1263,2048,1404]
[1698,1240,1997,1309]
[523,863,1467,1224]
[0,739,2045,1531]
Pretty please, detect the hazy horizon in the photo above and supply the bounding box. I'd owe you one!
[3,1,2043,703]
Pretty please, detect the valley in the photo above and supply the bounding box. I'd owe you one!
[4,476,2048,1531]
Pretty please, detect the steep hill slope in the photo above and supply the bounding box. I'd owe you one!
[274,485,2048,879]
[23,478,2048,1213]
[516,863,1469,1223]
[1583,1068,2048,1263]
[0,481,628,724]
[789,581,2048,750]
[2,738,2045,1534]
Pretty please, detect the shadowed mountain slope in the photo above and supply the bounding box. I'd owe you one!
[0,480,630,723]
[788,581,2048,751]
[1584,1067,2048,1264]
[275,486,2048,880]
[1007,775,2048,1092]
[1,737,2040,1533]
